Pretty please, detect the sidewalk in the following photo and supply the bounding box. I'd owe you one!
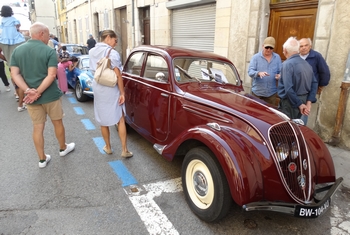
[327,144,350,188]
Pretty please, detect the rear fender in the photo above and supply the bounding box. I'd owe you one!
[162,126,264,205]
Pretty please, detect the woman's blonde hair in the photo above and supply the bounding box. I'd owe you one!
[100,30,117,41]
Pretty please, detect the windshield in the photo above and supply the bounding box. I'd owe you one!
[81,58,89,68]
[173,58,241,86]
[65,45,88,55]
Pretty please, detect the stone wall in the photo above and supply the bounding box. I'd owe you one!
[62,0,350,148]
[315,0,350,149]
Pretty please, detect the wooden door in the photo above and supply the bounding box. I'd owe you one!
[268,1,318,60]
[144,6,151,45]
[120,8,128,64]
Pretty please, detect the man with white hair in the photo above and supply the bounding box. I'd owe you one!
[10,22,75,168]
[299,38,330,125]
[299,38,330,94]
[277,37,318,120]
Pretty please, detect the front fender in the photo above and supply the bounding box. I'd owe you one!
[162,125,264,206]
[300,126,336,183]
[77,74,93,94]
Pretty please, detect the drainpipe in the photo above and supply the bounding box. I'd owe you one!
[52,0,58,38]
[111,0,115,30]
[132,0,135,49]
[88,0,92,36]
[328,52,350,146]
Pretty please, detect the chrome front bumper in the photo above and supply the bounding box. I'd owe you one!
[83,90,94,95]
[242,177,343,218]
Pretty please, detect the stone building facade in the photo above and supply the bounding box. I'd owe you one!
[51,0,350,148]
[28,0,57,36]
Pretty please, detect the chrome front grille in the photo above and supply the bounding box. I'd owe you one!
[269,122,311,203]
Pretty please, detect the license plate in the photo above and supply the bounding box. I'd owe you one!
[294,198,331,218]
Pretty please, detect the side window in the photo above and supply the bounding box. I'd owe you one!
[144,55,169,82]
[124,52,145,76]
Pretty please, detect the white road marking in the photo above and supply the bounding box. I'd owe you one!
[125,177,349,235]
[125,177,183,235]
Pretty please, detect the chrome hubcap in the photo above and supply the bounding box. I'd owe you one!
[193,171,208,197]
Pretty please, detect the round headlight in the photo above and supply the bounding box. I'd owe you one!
[276,142,289,162]
[290,142,299,159]
[86,78,92,87]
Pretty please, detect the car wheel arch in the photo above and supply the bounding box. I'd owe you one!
[74,78,89,102]
[163,126,264,206]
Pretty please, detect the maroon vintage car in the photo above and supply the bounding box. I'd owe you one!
[122,45,343,222]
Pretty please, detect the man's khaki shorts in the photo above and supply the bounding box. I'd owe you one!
[27,98,64,125]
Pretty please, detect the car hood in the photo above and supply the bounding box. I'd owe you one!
[79,69,94,78]
[180,83,287,128]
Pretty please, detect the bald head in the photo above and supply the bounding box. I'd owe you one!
[30,22,50,44]
[299,38,312,56]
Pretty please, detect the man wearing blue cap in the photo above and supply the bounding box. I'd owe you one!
[86,34,96,50]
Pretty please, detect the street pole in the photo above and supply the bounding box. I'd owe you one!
[328,51,350,146]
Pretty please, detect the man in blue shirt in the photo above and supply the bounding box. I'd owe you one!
[299,38,330,93]
[49,33,61,51]
[248,36,282,106]
[278,37,318,119]
[299,38,330,124]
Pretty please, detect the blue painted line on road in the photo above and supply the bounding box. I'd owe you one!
[109,160,138,187]
[93,137,106,154]
[68,97,77,104]
[81,119,95,130]
[74,107,85,115]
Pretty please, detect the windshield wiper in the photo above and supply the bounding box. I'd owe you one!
[200,69,215,81]
[175,65,201,83]
[201,69,226,85]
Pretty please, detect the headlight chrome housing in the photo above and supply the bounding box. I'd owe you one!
[276,142,289,162]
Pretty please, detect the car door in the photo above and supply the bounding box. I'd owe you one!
[123,51,146,126]
[124,52,171,142]
[65,60,79,88]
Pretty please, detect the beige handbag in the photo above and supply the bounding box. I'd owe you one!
[94,48,118,87]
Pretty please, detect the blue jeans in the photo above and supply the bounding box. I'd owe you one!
[301,115,308,125]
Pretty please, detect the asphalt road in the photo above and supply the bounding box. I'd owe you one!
[1,88,349,235]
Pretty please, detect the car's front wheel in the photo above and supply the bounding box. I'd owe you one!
[75,81,89,102]
[182,146,232,222]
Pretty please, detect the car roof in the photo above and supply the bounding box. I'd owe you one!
[77,55,89,59]
[131,45,233,64]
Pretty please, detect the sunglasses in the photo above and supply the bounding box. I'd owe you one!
[265,46,274,50]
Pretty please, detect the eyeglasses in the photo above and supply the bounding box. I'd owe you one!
[265,46,274,50]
